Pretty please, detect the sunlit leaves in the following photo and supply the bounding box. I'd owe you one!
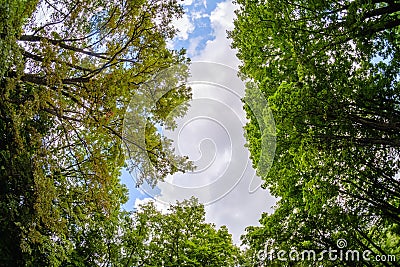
[1,0,193,265]
[231,0,400,265]
[121,198,240,267]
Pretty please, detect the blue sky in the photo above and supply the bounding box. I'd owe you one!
[172,0,218,55]
[121,0,236,209]
[121,0,277,244]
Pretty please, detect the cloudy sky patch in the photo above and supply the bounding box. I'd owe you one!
[123,0,276,244]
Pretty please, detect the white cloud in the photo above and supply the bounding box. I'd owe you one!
[134,197,169,214]
[137,0,277,245]
[188,0,277,245]
[190,9,209,20]
[193,1,240,67]
[172,13,195,40]
[180,0,194,5]
[187,36,203,57]
[154,61,276,244]
[209,1,236,30]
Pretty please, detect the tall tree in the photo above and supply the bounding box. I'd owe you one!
[0,0,192,265]
[230,0,400,265]
[119,198,241,267]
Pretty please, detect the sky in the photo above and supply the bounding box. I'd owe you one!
[121,0,277,244]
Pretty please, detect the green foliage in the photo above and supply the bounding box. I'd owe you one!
[123,63,194,186]
[120,198,241,267]
[0,0,195,265]
[0,0,38,77]
[230,0,400,265]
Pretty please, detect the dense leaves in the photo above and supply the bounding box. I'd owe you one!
[0,0,196,265]
[230,0,400,266]
[120,198,241,267]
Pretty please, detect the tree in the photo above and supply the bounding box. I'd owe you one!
[120,198,241,267]
[0,0,193,265]
[230,0,400,265]
[123,63,194,187]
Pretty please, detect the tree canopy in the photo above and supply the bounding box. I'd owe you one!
[120,198,241,267]
[230,0,400,266]
[0,0,198,265]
